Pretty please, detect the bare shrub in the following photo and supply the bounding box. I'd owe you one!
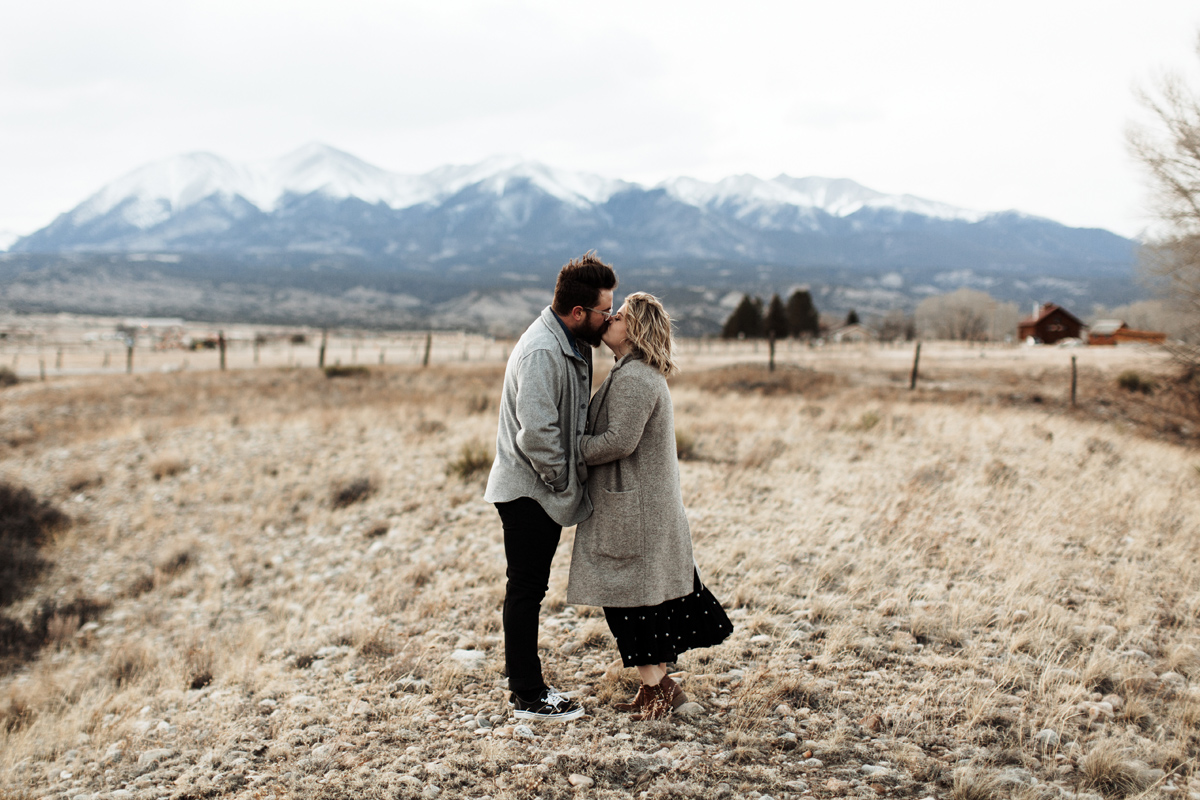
[149,452,188,480]
[331,476,375,508]
[1078,740,1148,798]
[0,481,69,606]
[0,366,18,388]
[324,365,370,379]
[446,440,492,481]
[1117,370,1156,394]
[675,428,698,460]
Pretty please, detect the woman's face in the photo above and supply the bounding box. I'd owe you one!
[601,302,629,352]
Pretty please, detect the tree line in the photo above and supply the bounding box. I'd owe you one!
[721,290,820,339]
[720,287,1020,342]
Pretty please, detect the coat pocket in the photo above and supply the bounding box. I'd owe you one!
[593,488,642,560]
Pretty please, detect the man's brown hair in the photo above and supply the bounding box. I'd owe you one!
[552,251,617,315]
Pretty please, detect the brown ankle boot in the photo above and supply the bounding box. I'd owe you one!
[632,683,672,721]
[613,684,648,713]
[659,674,689,710]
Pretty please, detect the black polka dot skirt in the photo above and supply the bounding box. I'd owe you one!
[603,570,733,668]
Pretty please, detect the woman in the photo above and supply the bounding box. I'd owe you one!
[567,292,733,720]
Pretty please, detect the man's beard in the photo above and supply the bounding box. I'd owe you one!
[577,317,608,348]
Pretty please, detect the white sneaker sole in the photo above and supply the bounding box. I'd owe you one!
[513,706,585,722]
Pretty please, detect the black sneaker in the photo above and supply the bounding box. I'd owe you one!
[511,688,584,722]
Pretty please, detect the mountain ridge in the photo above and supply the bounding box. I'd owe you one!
[3,144,1141,333]
[13,143,1058,256]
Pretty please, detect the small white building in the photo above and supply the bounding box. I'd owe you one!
[829,323,876,343]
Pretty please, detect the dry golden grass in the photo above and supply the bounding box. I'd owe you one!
[0,348,1197,798]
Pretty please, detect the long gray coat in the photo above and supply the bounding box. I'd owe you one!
[483,306,593,527]
[566,355,694,608]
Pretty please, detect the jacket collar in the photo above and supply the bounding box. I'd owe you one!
[539,305,587,363]
[610,352,639,372]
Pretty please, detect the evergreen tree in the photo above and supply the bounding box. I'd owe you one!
[845,308,860,325]
[764,294,789,339]
[721,295,764,339]
[785,290,820,338]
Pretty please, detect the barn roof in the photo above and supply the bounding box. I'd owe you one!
[1090,319,1126,336]
[1018,303,1086,328]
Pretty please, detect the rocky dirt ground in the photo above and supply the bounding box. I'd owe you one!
[1,354,1198,800]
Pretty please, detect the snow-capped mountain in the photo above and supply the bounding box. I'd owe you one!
[53,144,634,229]
[11,144,1134,282]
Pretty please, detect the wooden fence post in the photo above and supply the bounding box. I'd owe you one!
[218,331,226,371]
[126,340,134,375]
[1070,355,1077,407]
[422,331,432,368]
[768,332,776,372]
[909,342,921,390]
[318,329,328,369]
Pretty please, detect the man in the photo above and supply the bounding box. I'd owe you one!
[484,252,617,722]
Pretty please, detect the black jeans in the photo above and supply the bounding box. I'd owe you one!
[495,497,562,699]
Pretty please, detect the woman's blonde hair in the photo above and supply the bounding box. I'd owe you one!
[622,292,679,377]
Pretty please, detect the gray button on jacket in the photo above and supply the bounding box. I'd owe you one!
[484,306,594,527]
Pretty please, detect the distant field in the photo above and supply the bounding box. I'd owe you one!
[0,339,1197,799]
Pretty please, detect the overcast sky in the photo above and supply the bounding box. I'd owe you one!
[3,0,1199,243]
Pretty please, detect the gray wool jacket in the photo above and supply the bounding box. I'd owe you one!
[566,354,695,608]
[484,306,594,527]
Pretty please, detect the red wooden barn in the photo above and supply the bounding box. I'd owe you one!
[1017,304,1086,344]
[1088,320,1167,346]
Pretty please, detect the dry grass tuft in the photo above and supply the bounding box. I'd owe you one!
[1166,643,1200,678]
[350,624,399,660]
[950,767,1001,800]
[63,468,103,493]
[149,452,187,480]
[106,642,158,688]
[847,410,882,432]
[182,642,215,690]
[674,428,698,460]
[446,440,493,481]
[331,476,375,507]
[1078,740,1148,798]
[154,543,195,579]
